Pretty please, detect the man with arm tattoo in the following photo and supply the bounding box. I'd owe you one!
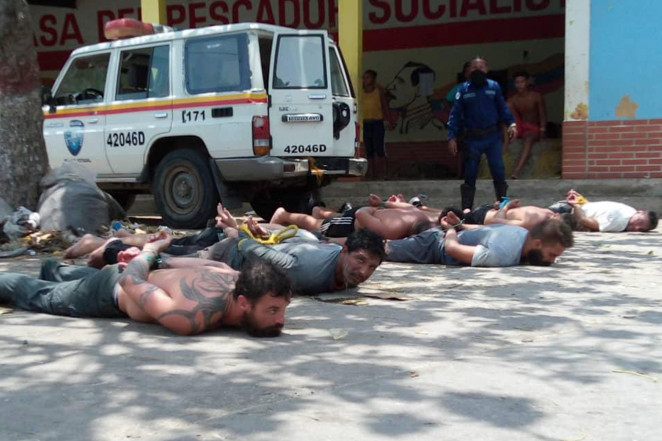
[0,235,292,337]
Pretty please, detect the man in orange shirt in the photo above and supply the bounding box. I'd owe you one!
[362,69,392,179]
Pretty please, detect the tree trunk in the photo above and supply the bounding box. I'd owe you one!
[0,0,49,211]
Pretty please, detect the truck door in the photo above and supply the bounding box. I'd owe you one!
[43,53,112,175]
[269,32,334,157]
[328,45,357,157]
[105,44,173,175]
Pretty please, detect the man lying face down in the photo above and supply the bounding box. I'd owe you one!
[551,190,658,233]
[198,228,386,295]
[0,234,292,337]
[61,205,387,297]
[385,214,574,267]
[445,198,576,231]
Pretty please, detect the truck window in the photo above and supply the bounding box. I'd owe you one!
[55,53,110,106]
[329,47,349,97]
[149,45,170,97]
[116,45,170,101]
[273,35,326,89]
[185,33,250,94]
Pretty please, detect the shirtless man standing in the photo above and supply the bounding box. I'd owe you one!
[503,71,547,179]
[0,235,291,337]
[458,199,573,231]
[270,194,438,240]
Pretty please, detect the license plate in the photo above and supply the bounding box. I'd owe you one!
[282,113,323,123]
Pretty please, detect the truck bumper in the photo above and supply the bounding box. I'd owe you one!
[215,157,367,181]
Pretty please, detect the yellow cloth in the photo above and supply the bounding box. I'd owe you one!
[238,224,299,245]
[571,193,589,205]
[362,89,383,120]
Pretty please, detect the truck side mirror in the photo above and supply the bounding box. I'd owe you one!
[41,87,56,113]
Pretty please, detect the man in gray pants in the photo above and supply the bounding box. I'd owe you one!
[0,234,292,337]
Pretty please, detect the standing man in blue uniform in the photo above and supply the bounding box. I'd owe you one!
[447,57,517,211]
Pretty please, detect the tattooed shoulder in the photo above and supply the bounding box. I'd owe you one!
[158,268,236,333]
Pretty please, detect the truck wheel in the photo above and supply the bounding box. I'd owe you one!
[153,150,218,229]
[251,188,321,221]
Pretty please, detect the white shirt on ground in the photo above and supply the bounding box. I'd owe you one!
[581,201,636,232]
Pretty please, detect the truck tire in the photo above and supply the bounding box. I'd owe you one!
[153,150,218,229]
[250,188,321,221]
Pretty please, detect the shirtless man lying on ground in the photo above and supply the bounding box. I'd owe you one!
[309,194,440,220]
[270,194,439,240]
[63,203,232,267]
[0,233,291,337]
[445,199,575,231]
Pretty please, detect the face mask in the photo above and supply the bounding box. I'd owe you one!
[470,70,487,87]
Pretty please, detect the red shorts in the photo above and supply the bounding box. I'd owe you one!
[516,119,541,138]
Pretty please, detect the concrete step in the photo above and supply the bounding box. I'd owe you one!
[320,178,662,212]
[128,178,662,218]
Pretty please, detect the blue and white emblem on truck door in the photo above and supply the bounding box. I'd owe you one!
[64,120,84,156]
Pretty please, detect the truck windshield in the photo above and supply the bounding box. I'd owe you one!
[55,53,110,105]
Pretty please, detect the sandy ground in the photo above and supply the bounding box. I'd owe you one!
[1,228,661,440]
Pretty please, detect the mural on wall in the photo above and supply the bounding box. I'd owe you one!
[370,52,565,142]
[30,0,566,146]
[384,61,447,136]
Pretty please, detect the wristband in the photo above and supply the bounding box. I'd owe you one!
[448,219,464,229]
[142,250,157,261]
[141,250,161,269]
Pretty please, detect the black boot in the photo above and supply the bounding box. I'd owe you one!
[460,184,476,211]
[494,182,508,204]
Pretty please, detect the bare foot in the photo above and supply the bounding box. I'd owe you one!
[270,207,287,224]
[215,203,238,229]
[63,234,105,258]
